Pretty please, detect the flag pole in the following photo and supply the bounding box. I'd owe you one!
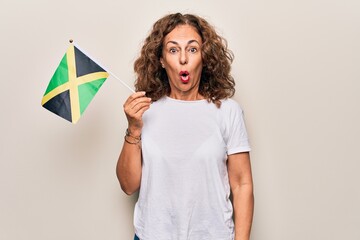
[102,67,136,93]
[70,39,135,93]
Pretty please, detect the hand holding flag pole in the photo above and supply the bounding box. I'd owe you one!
[41,40,135,124]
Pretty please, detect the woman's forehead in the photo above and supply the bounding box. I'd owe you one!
[164,25,202,45]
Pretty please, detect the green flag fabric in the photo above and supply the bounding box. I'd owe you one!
[42,45,109,123]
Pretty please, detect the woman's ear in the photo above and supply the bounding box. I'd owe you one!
[160,58,165,68]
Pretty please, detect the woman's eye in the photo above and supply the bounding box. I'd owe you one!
[189,47,197,53]
[169,48,177,53]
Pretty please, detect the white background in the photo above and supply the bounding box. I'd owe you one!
[1,0,359,239]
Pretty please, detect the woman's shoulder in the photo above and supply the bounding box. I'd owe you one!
[220,98,243,112]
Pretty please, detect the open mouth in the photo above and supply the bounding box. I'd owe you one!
[179,71,190,83]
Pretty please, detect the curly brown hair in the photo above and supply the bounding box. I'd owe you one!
[134,13,235,106]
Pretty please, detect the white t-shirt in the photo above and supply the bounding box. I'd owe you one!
[134,96,251,240]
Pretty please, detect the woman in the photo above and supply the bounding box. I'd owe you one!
[116,13,254,240]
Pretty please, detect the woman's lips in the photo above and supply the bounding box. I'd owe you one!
[179,71,190,83]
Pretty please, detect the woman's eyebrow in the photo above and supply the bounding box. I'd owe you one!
[166,40,179,46]
[165,40,200,46]
[187,40,200,45]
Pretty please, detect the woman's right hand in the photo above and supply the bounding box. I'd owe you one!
[123,91,151,136]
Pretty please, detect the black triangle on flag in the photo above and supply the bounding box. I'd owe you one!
[74,46,106,78]
[42,90,72,122]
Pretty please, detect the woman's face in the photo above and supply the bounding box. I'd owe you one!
[160,24,203,100]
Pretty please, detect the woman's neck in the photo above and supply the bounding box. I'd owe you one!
[168,91,204,101]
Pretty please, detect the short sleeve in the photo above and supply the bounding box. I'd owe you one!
[223,100,251,155]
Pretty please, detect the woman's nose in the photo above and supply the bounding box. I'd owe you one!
[180,51,188,65]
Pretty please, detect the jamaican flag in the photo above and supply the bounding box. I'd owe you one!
[41,45,109,123]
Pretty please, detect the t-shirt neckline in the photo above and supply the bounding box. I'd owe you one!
[165,96,208,103]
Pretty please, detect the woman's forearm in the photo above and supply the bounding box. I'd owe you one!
[233,183,254,240]
[117,92,151,195]
[116,137,142,195]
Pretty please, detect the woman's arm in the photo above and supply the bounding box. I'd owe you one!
[116,92,151,195]
[227,152,254,240]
